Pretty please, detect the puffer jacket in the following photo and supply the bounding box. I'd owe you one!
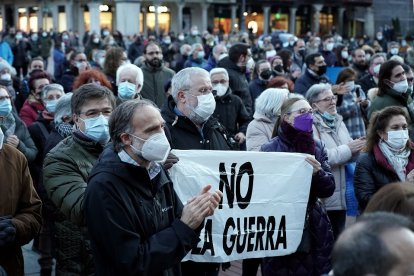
[312,114,353,211]
[246,112,275,151]
[213,89,251,136]
[85,147,200,275]
[260,127,335,276]
[354,143,414,210]
[161,96,232,151]
[140,62,175,108]
[218,56,253,115]
[43,131,103,275]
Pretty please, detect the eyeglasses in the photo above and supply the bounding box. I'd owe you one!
[184,87,213,95]
[80,109,113,118]
[0,95,11,101]
[316,96,337,103]
[146,51,161,56]
[288,108,313,115]
[212,79,228,85]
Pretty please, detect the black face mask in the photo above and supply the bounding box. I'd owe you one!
[273,64,284,73]
[260,70,272,80]
[298,48,306,56]
[316,65,327,76]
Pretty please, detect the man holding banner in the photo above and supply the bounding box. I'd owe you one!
[84,99,223,275]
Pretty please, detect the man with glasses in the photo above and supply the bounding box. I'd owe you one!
[43,83,116,275]
[161,67,231,275]
[140,42,175,108]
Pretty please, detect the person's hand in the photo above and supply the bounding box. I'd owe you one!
[234,132,246,144]
[359,99,369,108]
[0,217,16,247]
[291,70,301,79]
[347,137,366,154]
[305,156,322,175]
[163,151,179,170]
[407,169,414,182]
[6,135,19,148]
[332,83,347,95]
[180,184,223,229]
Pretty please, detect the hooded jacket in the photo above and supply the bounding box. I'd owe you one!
[85,147,200,275]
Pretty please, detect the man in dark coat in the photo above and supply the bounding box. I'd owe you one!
[294,53,330,96]
[357,53,386,94]
[161,67,231,275]
[217,43,253,115]
[85,99,222,275]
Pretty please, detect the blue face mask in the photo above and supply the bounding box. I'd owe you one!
[80,114,110,144]
[45,99,58,113]
[320,111,336,128]
[0,99,12,117]
[118,81,136,100]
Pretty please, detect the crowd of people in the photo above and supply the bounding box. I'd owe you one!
[1,23,414,276]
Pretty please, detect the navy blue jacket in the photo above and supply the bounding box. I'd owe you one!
[85,147,200,275]
[294,69,330,96]
[260,128,335,276]
[249,78,267,113]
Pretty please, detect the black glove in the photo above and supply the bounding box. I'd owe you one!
[0,217,16,246]
[163,152,179,170]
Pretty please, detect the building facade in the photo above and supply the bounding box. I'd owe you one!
[0,0,412,38]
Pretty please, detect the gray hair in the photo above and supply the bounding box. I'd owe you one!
[369,52,387,66]
[180,44,192,55]
[171,67,210,102]
[41,83,64,100]
[54,92,73,124]
[116,64,144,87]
[109,99,158,152]
[305,83,332,104]
[255,88,289,117]
[190,43,203,55]
[210,68,229,80]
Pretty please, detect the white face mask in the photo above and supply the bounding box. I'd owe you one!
[213,84,228,97]
[246,57,255,70]
[391,79,409,93]
[390,48,399,55]
[345,81,355,92]
[130,132,171,163]
[0,127,3,149]
[218,53,228,61]
[386,129,409,150]
[191,30,199,36]
[188,92,216,123]
[373,64,381,76]
[0,73,11,81]
[93,37,100,44]
[326,42,334,51]
[341,51,349,59]
[265,50,276,59]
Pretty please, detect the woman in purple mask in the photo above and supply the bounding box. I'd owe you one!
[260,97,335,276]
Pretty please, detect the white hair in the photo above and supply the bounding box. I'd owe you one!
[171,67,210,102]
[190,43,203,55]
[305,83,332,104]
[54,92,73,124]
[255,88,289,117]
[210,68,229,80]
[116,64,143,87]
[41,83,64,100]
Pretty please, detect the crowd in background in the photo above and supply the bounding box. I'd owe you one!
[1,22,414,276]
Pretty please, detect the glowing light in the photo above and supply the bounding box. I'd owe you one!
[99,5,109,12]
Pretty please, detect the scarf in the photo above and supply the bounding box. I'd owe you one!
[319,112,336,129]
[0,113,16,138]
[55,122,73,138]
[379,140,410,181]
[281,121,316,155]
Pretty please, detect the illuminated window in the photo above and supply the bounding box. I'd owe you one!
[144,6,170,33]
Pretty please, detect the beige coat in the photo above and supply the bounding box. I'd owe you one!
[246,112,276,151]
[313,114,353,211]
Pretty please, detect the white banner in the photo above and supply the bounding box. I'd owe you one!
[169,150,313,263]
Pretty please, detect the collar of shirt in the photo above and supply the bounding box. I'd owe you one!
[118,149,161,180]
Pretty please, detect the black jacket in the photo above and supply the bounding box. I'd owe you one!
[85,147,200,276]
[217,57,253,115]
[213,89,251,136]
[294,69,329,96]
[356,74,377,95]
[161,96,232,150]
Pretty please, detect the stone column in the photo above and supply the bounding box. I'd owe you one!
[230,5,237,32]
[37,4,43,31]
[52,5,59,32]
[312,4,323,35]
[0,5,4,32]
[336,7,345,36]
[88,2,101,34]
[154,0,160,35]
[201,2,210,32]
[143,7,147,36]
[364,7,375,39]
[176,2,184,34]
[115,0,141,37]
[65,1,73,31]
[262,6,270,36]
[289,7,297,35]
